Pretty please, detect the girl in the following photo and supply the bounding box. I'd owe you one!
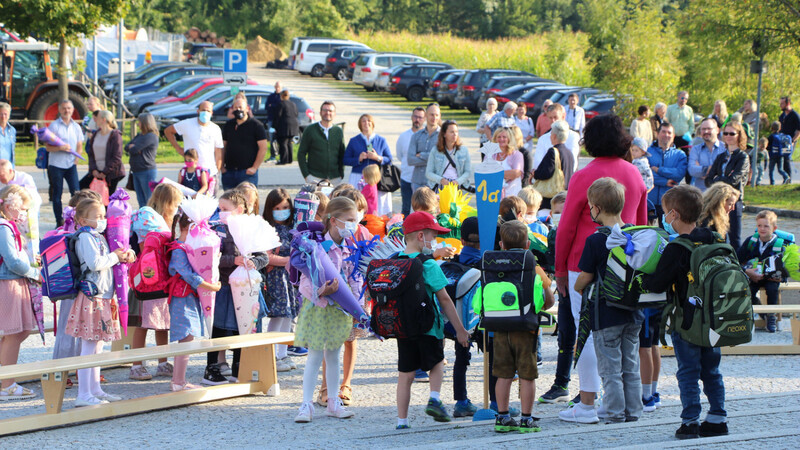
[203,190,270,385]
[129,183,182,381]
[236,181,260,215]
[168,211,222,391]
[178,149,208,197]
[66,198,135,406]
[0,186,40,400]
[360,164,380,215]
[261,189,298,372]
[331,188,372,241]
[295,197,359,422]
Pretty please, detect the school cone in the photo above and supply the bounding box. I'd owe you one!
[473,331,496,421]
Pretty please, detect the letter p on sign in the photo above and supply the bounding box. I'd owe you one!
[224,49,248,73]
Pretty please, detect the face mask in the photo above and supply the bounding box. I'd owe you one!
[421,237,438,255]
[184,161,196,170]
[198,111,212,124]
[337,220,358,239]
[219,211,231,224]
[273,209,291,222]
[94,219,107,234]
[551,213,562,227]
[233,110,245,120]
[662,211,677,235]
[357,211,365,223]
[589,206,601,225]
[524,214,537,224]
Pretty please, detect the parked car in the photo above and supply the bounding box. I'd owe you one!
[435,70,466,107]
[119,66,222,97]
[324,47,373,81]
[389,62,453,101]
[196,47,224,68]
[288,36,329,70]
[153,76,259,107]
[490,82,561,111]
[426,69,457,100]
[477,76,553,111]
[517,85,572,120]
[353,52,428,91]
[454,69,533,113]
[184,42,216,62]
[582,95,617,120]
[125,74,213,115]
[374,66,398,92]
[549,87,601,107]
[101,62,196,93]
[295,38,368,77]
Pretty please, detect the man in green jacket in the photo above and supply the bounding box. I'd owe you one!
[297,101,345,184]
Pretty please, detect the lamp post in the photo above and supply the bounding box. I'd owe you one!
[751,36,768,187]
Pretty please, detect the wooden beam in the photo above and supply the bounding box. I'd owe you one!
[661,344,800,356]
[40,371,68,414]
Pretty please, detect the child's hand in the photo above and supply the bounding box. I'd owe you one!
[745,268,763,282]
[125,250,136,263]
[317,278,339,297]
[433,246,456,260]
[456,327,469,348]
[112,248,127,261]
[201,281,222,292]
[235,256,255,269]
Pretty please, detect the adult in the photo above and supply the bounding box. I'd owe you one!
[0,102,15,165]
[555,114,648,424]
[0,159,41,206]
[688,118,726,192]
[629,105,653,146]
[476,98,498,147]
[534,103,580,172]
[221,97,268,190]
[666,91,695,148]
[407,103,441,192]
[490,127,523,197]
[647,123,687,221]
[297,101,345,184]
[126,113,160,207]
[165,100,224,192]
[738,99,759,133]
[514,103,535,150]
[273,90,299,166]
[396,107,426,216]
[708,100,728,129]
[650,102,667,138]
[483,101,517,141]
[565,93,586,137]
[265,82,282,163]
[706,121,750,250]
[778,95,800,182]
[533,120,573,209]
[343,114,392,214]
[46,100,83,227]
[425,120,472,191]
[79,110,125,193]
[698,182,740,245]
[535,99,553,138]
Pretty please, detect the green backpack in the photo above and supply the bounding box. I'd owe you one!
[664,235,753,348]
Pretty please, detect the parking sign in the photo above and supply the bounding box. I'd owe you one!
[224,49,247,87]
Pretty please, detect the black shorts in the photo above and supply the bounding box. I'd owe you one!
[639,312,661,348]
[397,335,445,373]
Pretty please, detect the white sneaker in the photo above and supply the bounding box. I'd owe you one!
[281,357,297,370]
[218,362,232,377]
[75,396,109,407]
[295,401,314,423]
[95,392,122,402]
[276,359,292,372]
[558,403,599,424]
[325,397,354,419]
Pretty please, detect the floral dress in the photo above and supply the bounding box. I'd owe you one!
[263,224,297,318]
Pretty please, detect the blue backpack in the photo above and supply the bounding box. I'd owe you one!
[39,231,87,300]
[35,147,49,169]
[771,133,794,156]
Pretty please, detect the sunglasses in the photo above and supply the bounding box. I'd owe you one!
[722,132,738,136]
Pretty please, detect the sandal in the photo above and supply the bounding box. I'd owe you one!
[0,383,35,401]
[65,378,74,389]
[339,385,353,406]
[316,386,328,407]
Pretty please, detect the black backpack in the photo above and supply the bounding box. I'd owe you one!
[478,249,543,332]
[366,254,436,339]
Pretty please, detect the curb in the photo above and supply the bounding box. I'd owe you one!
[744,205,800,219]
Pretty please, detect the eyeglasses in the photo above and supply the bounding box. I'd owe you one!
[722,132,738,136]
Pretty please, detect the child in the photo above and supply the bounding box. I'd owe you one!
[313,191,329,222]
[490,220,555,433]
[766,121,791,185]
[294,197,362,422]
[518,186,549,236]
[361,164,380,215]
[178,149,209,196]
[754,137,769,186]
[66,198,135,406]
[738,210,784,332]
[329,183,354,200]
[0,186,40,400]
[572,177,644,424]
[411,186,456,261]
[643,185,729,440]
[332,188,373,241]
[168,212,222,390]
[261,188,298,372]
[631,137,654,193]
[640,202,664,412]
[236,181,260,215]
[395,211,469,429]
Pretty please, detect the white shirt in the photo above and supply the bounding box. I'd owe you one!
[47,118,83,169]
[396,128,416,183]
[319,122,332,139]
[566,106,586,136]
[515,116,535,142]
[0,171,42,209]
[534,130,580,171]
[173,118,224,176]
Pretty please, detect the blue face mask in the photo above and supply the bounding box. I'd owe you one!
[273,209,291,222]
[662,211,677,235]
[198,111,212,124]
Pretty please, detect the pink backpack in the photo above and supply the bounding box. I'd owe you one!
[128,231,172,300]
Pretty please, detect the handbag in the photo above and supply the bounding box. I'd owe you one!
[377,164,401,193]
[89,177,110,206]
[532,147,564,198]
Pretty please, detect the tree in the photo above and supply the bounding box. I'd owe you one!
[2,0,128,100]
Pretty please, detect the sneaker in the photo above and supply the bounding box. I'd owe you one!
[276,359,292,372]
[453,399,478,417]
[675,423,700,439]
[490,401,521,417]
[171,383,201,392]
[558,403,599,424]
[129,365,152,381]
[643,396,657,412]
[767,315,777,333]
[281,357,297,370]
[0,383,35,401]
[295,401,314,423]
[219,362,232,376]
[287,346,308,356]
[95,392,122,402]
[201,364,229,386]
[653,392,661,407]
[414,369,429,382]
[326,397,355,419]
[539,385,569,403]
[699,421,728,437]
[494,415,519,433]
[396,424,411,430]
[537,356,543,367]
[567,393,581,406]
[266,156,277,164]
[424,398,452,422]
[519,416,542,433]
[75,396,109,407]
[156,362,174,377]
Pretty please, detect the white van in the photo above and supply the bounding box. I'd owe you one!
[289,36,326,70]
[295,38,368,77]
[352,52,428,91]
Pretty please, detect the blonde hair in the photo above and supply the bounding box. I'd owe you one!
[323,197,357,234]
[511,125,524,150]
[97,110,117,129]
[314,191,329,219]
[69,189,102,207]
[756,210,778,228]
[236,181,260,215]
[518,186,543,212]
[362,164,381,186]
[551,191,568,207]
[699,182,740,236]
[411,186,438,214]
[74,198,103,226]
[492,127,518,153]
[148,183,183,220]
[587,177,625,215]
[0,185,31,220]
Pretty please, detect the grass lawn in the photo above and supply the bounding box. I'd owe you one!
[745,184,800,210]
[13,139,186,166]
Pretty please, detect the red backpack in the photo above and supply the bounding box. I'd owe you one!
[129,231,173,300]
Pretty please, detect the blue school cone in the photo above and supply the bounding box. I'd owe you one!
[473,332,496,421]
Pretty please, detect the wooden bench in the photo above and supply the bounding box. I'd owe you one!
[755,281,800,328]
[0,331,294,436]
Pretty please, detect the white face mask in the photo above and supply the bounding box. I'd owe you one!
[337,219,358,239]
[357,211,365,223]
[524,214,537,225]
[218,211,231,224]
[13,209,27,225]
[421,236,438,255]
[94,219,107,234]
[551,213,562,227]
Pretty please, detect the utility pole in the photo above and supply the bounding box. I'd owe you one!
[751,36,768,187]
[118,18,124,133]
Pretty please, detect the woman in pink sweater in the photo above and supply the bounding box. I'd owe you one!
[554,114,648,423]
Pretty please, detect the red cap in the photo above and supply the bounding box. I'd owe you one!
[403,211,450,235]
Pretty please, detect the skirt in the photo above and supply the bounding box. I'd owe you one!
[141,297,170,330]
[264,267,297,319]
[53,298,82,359]
[169,294,204,342]
[214,284,269,332]
[65,293,121,342]
[0,278,36,336]
[294,300,352,351]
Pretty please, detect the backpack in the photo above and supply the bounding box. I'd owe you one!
[128,231,173,300]
[745,232,791,281]
[597,225,669,311]
[39,230,88,301]
[477,249,544,332]
[438,260,481,338]
[35,147,49,169]
[773,133,794,156]
[366,254,436,339]
[664,235,753,348]
[544,226,557,274]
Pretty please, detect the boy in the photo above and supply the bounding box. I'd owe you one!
[643,185,729,439]
[490,220,554,433]
[738,210,785,332]
[640,198,663,412]
[573,178,644,424]
[518,186,549,236]
[396,211,469,429]
[766,121,791,185]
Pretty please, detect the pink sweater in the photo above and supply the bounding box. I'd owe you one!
[362,184,378,215]
[554,156,648,276]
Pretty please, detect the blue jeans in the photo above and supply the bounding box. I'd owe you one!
[727,200,743,252]
[554,291,576,388]
[671,332,726,425]
[594,323,642,422]
[769,155,789,184]
[131,169,158,207]
[400,179,413,217]
[47,165,79,226]
[221,169,258,191]
[452,340,471,401]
